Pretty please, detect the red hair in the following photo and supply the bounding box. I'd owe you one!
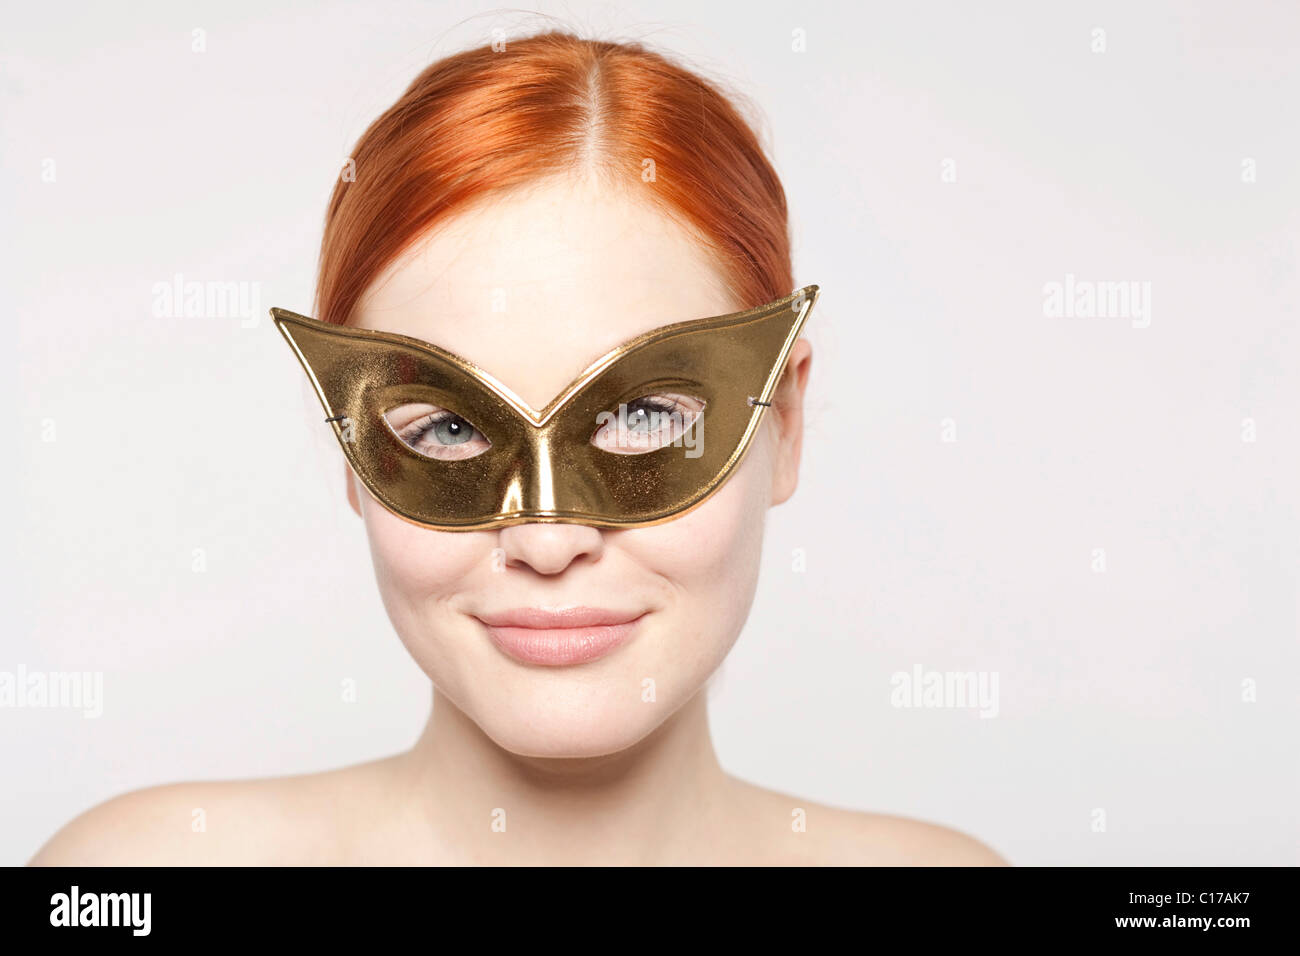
[314,30,794,327]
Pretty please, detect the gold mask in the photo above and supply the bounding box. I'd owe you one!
[271,284,820,531]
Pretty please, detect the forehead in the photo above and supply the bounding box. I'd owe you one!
[352,176,737,411]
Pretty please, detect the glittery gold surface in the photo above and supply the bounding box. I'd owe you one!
[271,285,819,531]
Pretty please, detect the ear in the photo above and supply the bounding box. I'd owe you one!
[345,462,362,518]
[769,337,812,506]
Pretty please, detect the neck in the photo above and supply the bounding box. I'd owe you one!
[391,687,735,865]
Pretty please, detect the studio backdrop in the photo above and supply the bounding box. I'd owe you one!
[3,0,1297,865]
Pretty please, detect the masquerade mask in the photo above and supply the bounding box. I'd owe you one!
[271,284,820,531]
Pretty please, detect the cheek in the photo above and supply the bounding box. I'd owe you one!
[354,480,485,652]
[617,428,776,659]
[361,495,479,590]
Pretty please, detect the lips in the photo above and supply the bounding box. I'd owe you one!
[475,606,645,666]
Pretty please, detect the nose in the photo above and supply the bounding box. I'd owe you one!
[496,521,605,575]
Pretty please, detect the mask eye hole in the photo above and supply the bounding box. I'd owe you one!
[591,393,705,455]
[384,403,491,461]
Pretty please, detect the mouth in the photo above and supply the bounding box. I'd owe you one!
[473,606,647,666]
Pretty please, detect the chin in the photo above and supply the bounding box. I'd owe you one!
[465,679,675,759]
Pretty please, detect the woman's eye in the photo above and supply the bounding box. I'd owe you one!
[591,393,705,455]
[384,403,491,461]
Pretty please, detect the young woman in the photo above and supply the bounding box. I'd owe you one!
[32,30,1005,866]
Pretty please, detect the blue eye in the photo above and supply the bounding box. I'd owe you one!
[624,397,677,432]
[385,404,491,461]
[427,414,473,445]
[592,393,706,455]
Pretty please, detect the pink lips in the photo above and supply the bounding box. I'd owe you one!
[476,606,645,666]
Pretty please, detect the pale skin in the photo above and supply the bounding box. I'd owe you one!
[31,174,1007,866]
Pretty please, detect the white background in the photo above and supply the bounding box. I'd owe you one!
[3,0,1297,865]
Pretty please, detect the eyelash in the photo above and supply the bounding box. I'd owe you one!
[399,411,479,446]
[590,393,705,455]
[625,396,681,418]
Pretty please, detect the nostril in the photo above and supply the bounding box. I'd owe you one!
[496,522,605,576]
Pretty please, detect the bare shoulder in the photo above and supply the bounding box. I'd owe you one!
[28,758,401,866]
[825,807,1009,866]
[729,777,1008,866]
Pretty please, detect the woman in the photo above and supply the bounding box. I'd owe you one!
[32,30,1005,866]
